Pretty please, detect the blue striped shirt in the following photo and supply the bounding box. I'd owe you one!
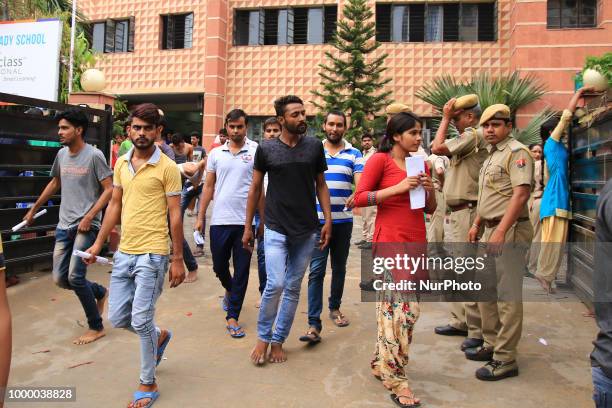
[317,140,364,223]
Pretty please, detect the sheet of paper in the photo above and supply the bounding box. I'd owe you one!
[405,156,425,209]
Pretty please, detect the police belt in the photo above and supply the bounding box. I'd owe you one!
[448,201,477,212]
[483,217,530,228]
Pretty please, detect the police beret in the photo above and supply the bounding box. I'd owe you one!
[454,94,479,110]
[386,103,411,115]
[479,104,511,126]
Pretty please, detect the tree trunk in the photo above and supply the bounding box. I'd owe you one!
[1,0,9,21]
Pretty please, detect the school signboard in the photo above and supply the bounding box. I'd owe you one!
[0,19,63,102]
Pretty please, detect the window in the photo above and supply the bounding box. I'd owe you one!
[233,6,337,46]
[547,0,597,28]
[91,18,134,53]
[162,13,194,50]
[376,3,497,43]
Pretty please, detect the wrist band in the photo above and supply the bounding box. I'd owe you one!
[367,191,377,206]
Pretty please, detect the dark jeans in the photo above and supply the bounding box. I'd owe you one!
[53,227,107,331]
[593,367,612,408]
[255,212,266,294]
[173,182,200,272]
[210,225,253,321]
[181,183,205,244]
[307,222,352,332]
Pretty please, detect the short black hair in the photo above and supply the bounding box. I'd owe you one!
[324,110,347,126]
[361,133,373,141]
[56,108,89,136]
[529,143,542,150]
[274,95,304,117]
[128,103,161,126]
[263,117,282,131]
[190,131,201,138]
[219,128,228,136]
[225,108,248,125]
[171,133,185,145]
[380,112,423,153]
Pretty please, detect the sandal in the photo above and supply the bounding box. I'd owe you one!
[156,330,172,367]
[226,324,245,338]
[130,390,159,408]
[298,328,321,344]
[329,310,350,327]
[390,393,421,408]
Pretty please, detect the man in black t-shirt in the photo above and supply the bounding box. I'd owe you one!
[592,179,612,407]
[243,95,332,365]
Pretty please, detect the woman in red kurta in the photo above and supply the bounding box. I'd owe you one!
[354,112,436,408]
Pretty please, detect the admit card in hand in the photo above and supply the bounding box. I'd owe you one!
[405,156,425,209]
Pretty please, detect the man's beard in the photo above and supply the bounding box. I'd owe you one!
[326,134,343,144]
[133,137,155,150]
[286,121,307,135]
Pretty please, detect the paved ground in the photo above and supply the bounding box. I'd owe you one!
[6,216,597,408]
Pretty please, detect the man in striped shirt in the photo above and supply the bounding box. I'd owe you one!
[300,110,364,343]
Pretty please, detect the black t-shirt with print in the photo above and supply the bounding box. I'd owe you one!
[254,135,327,240]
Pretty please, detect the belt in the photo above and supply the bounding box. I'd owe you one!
[448,201,477,212]
[484,217,530,228]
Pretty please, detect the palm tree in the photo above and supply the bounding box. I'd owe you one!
[416,73,554,145]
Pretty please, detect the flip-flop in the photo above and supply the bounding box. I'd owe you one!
[390,393,421,408]
[299,329,321,344]
[156,330,172,367]
[226,324,245,338]
[131,390,159,408]
[329,311,350,327]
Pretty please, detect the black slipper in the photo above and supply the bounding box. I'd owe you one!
[298,330,321,344]
[390,393,421,408]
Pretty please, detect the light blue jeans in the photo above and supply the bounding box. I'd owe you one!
[257,227,317,344]
[108,251,168,385]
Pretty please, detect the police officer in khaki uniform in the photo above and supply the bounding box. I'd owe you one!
[468,104,534,381]
[431,95,487,352]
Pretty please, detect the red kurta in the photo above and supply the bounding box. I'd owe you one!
[354,152,428,244]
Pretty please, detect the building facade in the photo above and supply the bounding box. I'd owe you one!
[79,0,611,147]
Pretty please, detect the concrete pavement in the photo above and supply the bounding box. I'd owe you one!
[6,218,597,408]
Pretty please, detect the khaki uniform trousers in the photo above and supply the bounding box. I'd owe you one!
[361,206,377,242]
[427,189,445,243]
[526,196,542,274]
[535,216,568,284]
[478,220,533,363]
[448,207,481,339]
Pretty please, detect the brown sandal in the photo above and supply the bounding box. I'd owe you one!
[329,310,350,327]
[298,328,321,344]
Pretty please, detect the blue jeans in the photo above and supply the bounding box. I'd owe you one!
[108,251,168,385]
[307,222,352,332]
[181,183,204,244]
[257,227,317,344]
[209,225,253,321]
[255,212,266,294]
[53,227,107,331]
[593,367,612,407]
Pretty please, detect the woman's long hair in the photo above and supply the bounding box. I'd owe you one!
[379,112,423,153]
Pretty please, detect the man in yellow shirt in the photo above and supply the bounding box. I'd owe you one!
[86,103,185,408]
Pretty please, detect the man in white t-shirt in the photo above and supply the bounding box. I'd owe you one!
[195,109,259,338]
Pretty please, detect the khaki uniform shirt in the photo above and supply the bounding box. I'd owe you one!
[477,136,534,220]
[427,153,450,192]
[443,127,489,206]
[532,160,543,199]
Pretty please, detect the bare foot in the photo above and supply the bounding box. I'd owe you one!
[268,343,287,363]
[127,383,158,408]
[184,270,198,283]
[73,329,105,345]
[250,340,269,366]
[255,298,261,308]
[97,290,109,316]
[157,329,169,349]
[395,388,421,406]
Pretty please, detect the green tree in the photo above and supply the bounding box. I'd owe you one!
[311,0,392,143]
[416,73,554,145]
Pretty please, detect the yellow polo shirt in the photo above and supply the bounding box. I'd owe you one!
[114,146,182,255]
